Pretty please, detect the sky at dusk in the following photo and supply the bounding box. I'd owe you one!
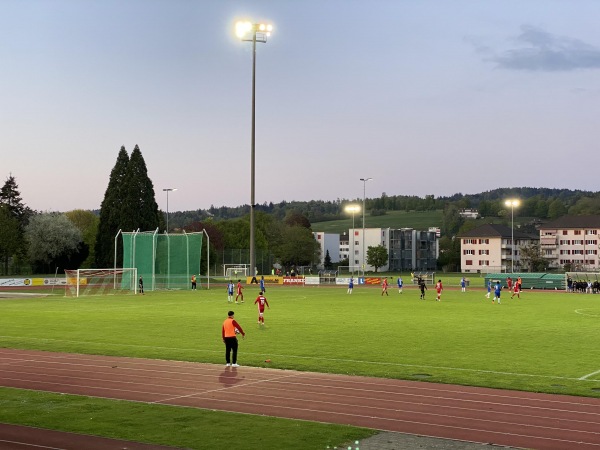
[2,0,600,213]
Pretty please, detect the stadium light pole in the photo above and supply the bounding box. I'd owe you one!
[344,204,361,275]
[360,178,372,273]
[505,199,520,273]
[163,188,177,233]
[236,20,273,279]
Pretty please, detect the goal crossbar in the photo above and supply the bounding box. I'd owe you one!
[64,268,138,298]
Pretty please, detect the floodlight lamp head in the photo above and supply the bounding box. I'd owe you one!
[235,21,252,38]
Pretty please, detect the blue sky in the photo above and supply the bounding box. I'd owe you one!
[2,0,600,213]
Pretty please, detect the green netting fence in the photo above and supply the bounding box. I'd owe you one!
[121,230,203,291]
[483,273,566,290]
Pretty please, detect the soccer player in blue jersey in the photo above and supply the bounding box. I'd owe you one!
[493,281,502,304]
[397,277,403,294]
[260,275,266,293]
[486,280,492,299]
[347,276,354,294]
[227,280,234,303]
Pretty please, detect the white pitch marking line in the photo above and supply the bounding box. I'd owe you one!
[580,369,600,380]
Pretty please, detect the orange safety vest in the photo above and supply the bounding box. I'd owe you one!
[223,318,237,338]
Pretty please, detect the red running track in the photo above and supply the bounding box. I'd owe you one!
[0,348,599,450]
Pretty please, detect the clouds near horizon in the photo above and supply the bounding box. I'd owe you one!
[483,25,600,72]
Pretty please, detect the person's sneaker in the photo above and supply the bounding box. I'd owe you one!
[232,363,240,367]
[226,363,231,366]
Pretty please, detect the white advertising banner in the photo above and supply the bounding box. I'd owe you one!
[304,276,320,285]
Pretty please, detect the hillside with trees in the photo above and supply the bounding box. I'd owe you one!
[2,163,600,277]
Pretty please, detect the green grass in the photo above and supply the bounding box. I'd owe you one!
[1,285,599,447]
[311,210,444,233]
[0,387,374,449]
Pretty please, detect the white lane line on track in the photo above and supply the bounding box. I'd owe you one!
[152,372,300,404]
[0,339,598,383]
[165,397,600,447]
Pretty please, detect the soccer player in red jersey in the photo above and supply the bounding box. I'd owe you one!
[235,280,244,303]
[511,282,521,299]
[381,277,389,296]
[254,291,270,325]
[435,279,443,301]
[507,277,513,292]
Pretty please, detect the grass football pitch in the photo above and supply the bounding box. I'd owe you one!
[0,283,599,448]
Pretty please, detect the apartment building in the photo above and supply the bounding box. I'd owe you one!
[538,216,600,270]
[458,223,538,273]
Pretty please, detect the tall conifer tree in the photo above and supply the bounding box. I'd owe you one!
[120,145,160,232]
[94,147,130,267]
[0,175,32,274]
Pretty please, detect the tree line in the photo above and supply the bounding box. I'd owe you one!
[2,151,600,276]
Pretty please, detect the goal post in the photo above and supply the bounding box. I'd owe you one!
[337,265,365,276]
[223,264,249,278]
[64,268,138,297]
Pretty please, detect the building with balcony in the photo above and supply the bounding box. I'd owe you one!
[458,223,538,273]
[538,216,600,270]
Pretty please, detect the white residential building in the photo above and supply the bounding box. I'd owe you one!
[458,223,538,273]
[538,216,600,270]
[313,232,341,269]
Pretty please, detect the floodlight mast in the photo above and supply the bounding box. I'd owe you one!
[505,199,520,273]
[163,188,177,232]
[360,178,372,272]
[345,204,361,275]
[235,20,273,277]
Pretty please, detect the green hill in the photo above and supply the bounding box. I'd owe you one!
[311,210,443,234]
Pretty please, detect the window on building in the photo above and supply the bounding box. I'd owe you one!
[562,230,568,235]
[466,260,473,265]
[586,229,598,235]
[574,230,582,235]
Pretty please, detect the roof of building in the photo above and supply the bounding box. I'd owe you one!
[457,223,538,240]
[539,215,600,229]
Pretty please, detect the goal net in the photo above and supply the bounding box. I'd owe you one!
[337,265,365,276]
[64,268,138,297]
[224,264,249,278]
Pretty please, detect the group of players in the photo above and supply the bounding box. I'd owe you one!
[346,274,525,304]
[226,277,270,325]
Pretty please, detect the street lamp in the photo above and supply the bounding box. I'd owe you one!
[505,199,520,273]
[163,188,177,232]
[235,20,273,277]
[344,204,361,274]
[360,178,372,273]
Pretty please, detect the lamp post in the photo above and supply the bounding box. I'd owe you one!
[163,188,177,232]
[236,20,273,278]
[344,204,361,274]
[505,199,520,273]
[360,178,372,273]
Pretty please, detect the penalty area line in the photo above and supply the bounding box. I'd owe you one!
[579,369,600,380]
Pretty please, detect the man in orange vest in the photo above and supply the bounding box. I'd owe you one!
[222,311,245,367]
[191,274,197,290]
